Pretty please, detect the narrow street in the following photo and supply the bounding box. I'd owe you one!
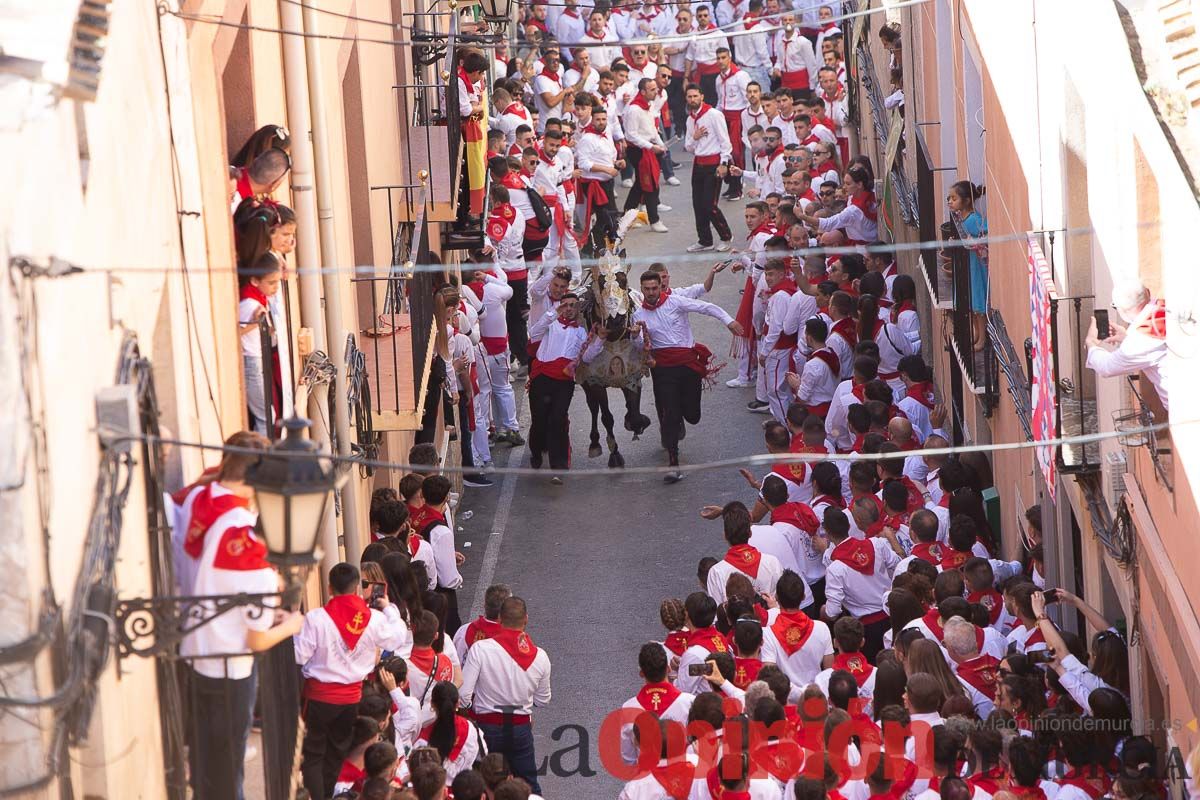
[456,164,765,796]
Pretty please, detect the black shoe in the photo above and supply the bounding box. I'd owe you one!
[463,474,494,487]
[664,470,685,484]
[723,192,743,201]
[747,399,770,411]
[530,452,543,470]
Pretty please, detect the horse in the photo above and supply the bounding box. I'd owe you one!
[573,248,652,468]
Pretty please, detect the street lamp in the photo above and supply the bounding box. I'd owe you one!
[246,417,341,570]
[475,0,511,24]
[113,417,343,660]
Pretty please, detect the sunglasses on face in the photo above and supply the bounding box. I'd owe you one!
[819,189,835,196]
[361,580,385,589]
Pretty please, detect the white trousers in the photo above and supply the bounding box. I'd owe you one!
[477,347,519,430]
[543,221,582,281]
[472,354,494,466]
[764,349,796,423]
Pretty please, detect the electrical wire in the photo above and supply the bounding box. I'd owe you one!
[98,414,1186,480]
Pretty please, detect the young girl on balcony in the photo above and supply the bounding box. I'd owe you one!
[238,252,284,436]
[947,180,988,350]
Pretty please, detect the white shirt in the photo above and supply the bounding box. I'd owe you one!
[1086,307,1169,409]
[575,129,620,181]
[759,611,834,689]
[471,276,514,340]
[389,689,423,755]
[743,150,787,196]
[706,547,785,604]
[238,295,271,358]
[685,105,733,162]
[563,65,599,94]
[414,717,486,784]
[459,636,552,715]
[818,202,880,243]
[425,517,463,590]
[179,504,280,679]
[773,33,820,81]
[771,515,827,585]
[634,293,734,350]
[486,208,526,275]
[296,601,408,684]
[823,538,900,618]
[622,98,665,151]
[580,28,619,71]
[689,777,784,799]
[749,523,804,576]
[533,67,566,131]
[496,105,534,145]
[736,19,773,68]
[619,687,696,764]
[796,347,840,407]
[618,757,701,800]
[528,309,598,363]
[715,67,753,112]
[555,10,586,55]
[685,27,730,69]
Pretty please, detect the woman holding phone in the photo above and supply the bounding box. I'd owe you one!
[1030,589,1130,713]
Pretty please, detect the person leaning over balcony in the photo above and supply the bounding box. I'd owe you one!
[230,146,290,213]
[295,562,408,800]
[1085,280,1169,411]
[178,449,305,800]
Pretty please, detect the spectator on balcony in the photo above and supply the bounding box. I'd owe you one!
[1086,280,1169,411]
[238,253,284,435]
[230,146,289,213]
[943,180,989,350]
[230,123,290,170]
[457,49,488,218]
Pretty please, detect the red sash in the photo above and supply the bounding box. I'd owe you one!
[771,502,819,534]
[967,589,1004,625]
[724,544,764,578]
[530,355,576,382]
[651,344,720,380]
[636,681,682,716]
[324,594,372,650]
[831,537,876,575]
[770,609,815,656]
[491,627,539,670]
[832,652,875,685]
[687,626,730,654]
[956,654,1002,697]
[732,657,764,690]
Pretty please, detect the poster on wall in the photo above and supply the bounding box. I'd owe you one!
[1028,235,1058,502]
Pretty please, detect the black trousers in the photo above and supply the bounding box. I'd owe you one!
[301,697,358,799]
[528,374,575,469]
[436,586,462,636]
[455,394,477,471]
[700,72,719,106]
[667,76,687,143]
[692,162,733,246]
[186,664,258,800]
[651,364,702,459]
[862,615,891,663]
[507,277,530,365]
[586,179,619,253]
[622,147,660,224]
[806,577,827,618]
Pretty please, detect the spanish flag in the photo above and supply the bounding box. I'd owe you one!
[459,65,487,216]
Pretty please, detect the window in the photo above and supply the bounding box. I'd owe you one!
[961,33,985,213]
[935,0,958,171]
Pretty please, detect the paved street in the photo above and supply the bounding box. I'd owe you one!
[455,161,768,797]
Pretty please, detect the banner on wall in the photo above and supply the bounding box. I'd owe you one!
[1028,235,1058,502]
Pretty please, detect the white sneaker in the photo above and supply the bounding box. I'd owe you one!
[687,243,714,253]
[726,377,753,388]
[657,203,673,212]
[666,176,681,186]
[621,178,634,188]
[716,241,731,252]
[651,221,670,233]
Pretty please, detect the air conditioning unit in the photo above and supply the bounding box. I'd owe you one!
[95,384,140,453]
[1105,450,1128,510]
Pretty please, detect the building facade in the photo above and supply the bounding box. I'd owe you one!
[851,0,1200,780]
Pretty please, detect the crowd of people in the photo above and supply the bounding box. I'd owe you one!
[171,3,1181,799]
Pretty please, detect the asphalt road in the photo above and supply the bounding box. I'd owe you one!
[455,159,769,797]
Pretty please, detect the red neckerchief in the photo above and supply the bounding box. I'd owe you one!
[771,458,804,486]
[968,767,1007,797]
[968,588,1004,624]
[747,221,775,242]
[641,292,669,311]
[502,101,527,118]
[831,537,876,575]
[743,12,761,28]
[771,502,820,534]
[563,7,579,16]
[686,626,730,654]
[940,548,970,571]
[1007,786,1047,800]
[540,64,561,85]
[905,380,936,409]
[636,681,682,715]
[812,492,845,510]
[629,92,652,111]
[465,616,502,648]
[491,627,539,670]
[811,347,840,378]
[557,314,580,328]
[830,316,858,345]
[415,505,447,540]
[864,520,886,538]
[720,63,740,80]
[467,280,486,300]
[689,102,714,124]
[182,483,249,558]
[457,65,478,96]
[766,144,786,165]
[651,760,695,800]
[881,508,910,531]
[324,593,372,650]
[239,282,271,308]
[767,276,798,296]
[527,17,548,32]
[899,476,924,511]
[922,607,945,640]
[724,544,763,578]
[822,84,845,103]
[538,147,556,166]
[405,532,423,558]
[957,653,1002,696]
[581,122,602,137]
[409,646,456,681]
[664,630,689,656]
[1060,769,1112,800]
[732,657,763,689]
[849,189,879,222]
[832,651,875,684]
[770,609,815,656]
[938,492,952,508]
[848,433,866,453]
[584,26,608,40]
[1134,299,1167,339]
[500,172,526,192]
[850,382,867,403]
[235,167,254,200]
[891,300,916,324]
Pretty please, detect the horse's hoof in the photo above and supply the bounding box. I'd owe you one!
[609,451,625,468]
[606,435,618,453]
[588,443,603,458]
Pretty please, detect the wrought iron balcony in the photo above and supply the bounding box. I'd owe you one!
[854,27,919,229]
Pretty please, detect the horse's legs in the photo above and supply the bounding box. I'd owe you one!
[598,390,627,468]
[584,384,603,458]
[622,384,651,437]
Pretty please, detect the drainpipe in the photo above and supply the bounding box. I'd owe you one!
[279,0,341,579]
[301,1,363,564]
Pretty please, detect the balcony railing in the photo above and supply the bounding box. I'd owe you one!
[1054,293,1100,474]
[988,307,1033,439]
[943,218,999,411]
[1124,374,1173,491]
[855,25,919,229]
[351,189,438,432]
